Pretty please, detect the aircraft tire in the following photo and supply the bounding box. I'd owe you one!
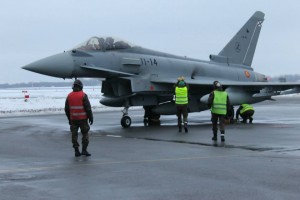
[121,115,131,128]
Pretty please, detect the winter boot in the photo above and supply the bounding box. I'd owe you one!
[212,133,217,141]
[81,146,91,157]
[249,117,253,124]
[221,131,225,142]
[74,147,81,157]
[184,122,188,133]
[178,125,182,132]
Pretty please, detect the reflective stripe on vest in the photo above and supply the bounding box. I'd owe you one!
[240,104,254,114]
[68,91,87,120]
[211,90,228,115]
[175,86,188,105]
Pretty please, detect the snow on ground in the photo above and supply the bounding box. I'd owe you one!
[1,86,299,118]
[0,86,122,117]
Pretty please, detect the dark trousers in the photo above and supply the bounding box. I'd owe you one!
[70,119,90,148]
[211,113,226,134]
[176,104,188,128]
[240,110,255,122]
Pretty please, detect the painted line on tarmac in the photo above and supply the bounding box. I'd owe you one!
[0,154,248,174]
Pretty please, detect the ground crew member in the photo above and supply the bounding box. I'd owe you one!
[236,104,255,124]
[65,79,93,157]
[175,76,189,133]
[208,81,230,142]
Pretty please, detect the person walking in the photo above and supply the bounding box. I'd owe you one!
[65,79,93,157]
[236,104,255,124]
[208,81,230,142]
[175,76,189,133]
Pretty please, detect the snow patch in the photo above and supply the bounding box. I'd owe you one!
[0,86,122,117]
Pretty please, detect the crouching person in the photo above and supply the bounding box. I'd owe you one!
[236,104,255,124]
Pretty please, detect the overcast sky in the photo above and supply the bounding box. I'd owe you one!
[1,0,300,84]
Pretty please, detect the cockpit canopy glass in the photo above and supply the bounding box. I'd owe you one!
[73,36,135,51]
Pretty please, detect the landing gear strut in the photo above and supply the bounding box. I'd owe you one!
[143,106,161,126]
[121,106,131,128]
[226,106,235,124]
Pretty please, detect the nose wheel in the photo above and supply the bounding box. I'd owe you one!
[121,106,131,128]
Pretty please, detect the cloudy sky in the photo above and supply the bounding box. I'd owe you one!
[1,0,300,84]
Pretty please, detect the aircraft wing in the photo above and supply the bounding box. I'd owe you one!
[151,77,300,97]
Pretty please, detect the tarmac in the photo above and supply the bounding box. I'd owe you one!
[0,96,300,200]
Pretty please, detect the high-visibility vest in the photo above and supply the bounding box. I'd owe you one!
[211,90,228,115]
[67,91,87,120]
[240,104,254,114]
[175,86,188,105]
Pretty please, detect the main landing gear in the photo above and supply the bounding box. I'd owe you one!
[226,106,235,124]
[120,105,161,128]
[121,106,131,128]
[143,105,160,126]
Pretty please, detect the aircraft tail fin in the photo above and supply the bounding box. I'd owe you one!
[210,11,264,67]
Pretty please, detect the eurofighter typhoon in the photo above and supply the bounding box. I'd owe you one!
[23,11,300,127]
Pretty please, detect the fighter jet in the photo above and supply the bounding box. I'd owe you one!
[23,11,300,128]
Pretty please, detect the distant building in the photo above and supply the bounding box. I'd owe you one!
[278,77,286,82]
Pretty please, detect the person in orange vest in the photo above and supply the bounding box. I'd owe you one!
[235,104,255,124]
[208,81,230,142]
[65,80,93,157]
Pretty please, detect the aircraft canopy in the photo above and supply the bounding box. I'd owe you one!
[73,36,136,51]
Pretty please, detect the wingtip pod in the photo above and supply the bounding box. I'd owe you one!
[253,11,265,20]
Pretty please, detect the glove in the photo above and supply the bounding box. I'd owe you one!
[89,118,93,125]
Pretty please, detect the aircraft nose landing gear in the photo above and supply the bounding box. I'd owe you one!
[121,106,131,128]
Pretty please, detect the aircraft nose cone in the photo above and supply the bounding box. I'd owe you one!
[22,52,74,78]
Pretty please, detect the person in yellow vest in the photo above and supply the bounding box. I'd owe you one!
[235,104,255,124]
[208,81,230,142]
[175,76,189,133]
[65,80,93,157]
